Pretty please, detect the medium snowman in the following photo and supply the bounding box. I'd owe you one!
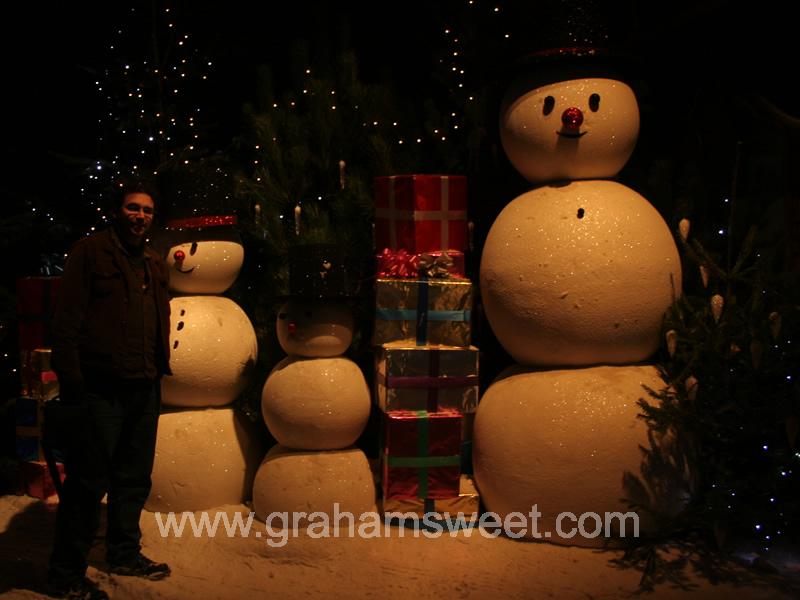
[252,244,375,521]
[474,45,687,545]
[146,215,262,512]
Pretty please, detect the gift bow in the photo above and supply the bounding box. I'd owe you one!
[377,248,458,279]
[417,252,454,279]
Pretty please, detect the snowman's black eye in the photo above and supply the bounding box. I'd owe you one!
[589,93,600,112]
[190,241,198,255]
[577,208,585,219]
[543,96,555,115]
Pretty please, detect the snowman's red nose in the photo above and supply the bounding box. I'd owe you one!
[173,250,186,262]
[288,322,297,333]
[562,107,584,129]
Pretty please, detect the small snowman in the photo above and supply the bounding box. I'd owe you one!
[253,244,375,520]
[146,215,262,512]
[474,7,689,546]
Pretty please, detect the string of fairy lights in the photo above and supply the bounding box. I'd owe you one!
[77,3,218,236]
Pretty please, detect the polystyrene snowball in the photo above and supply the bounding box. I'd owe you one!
[500,77,639,184]
[146,407,264,513]
[480,180,681,366]
[161,296,257,407]
[252,445,377,522]
[473,365,692,547]
[276,301,354,357]
[262,356,370,450]
[166,240,244,294]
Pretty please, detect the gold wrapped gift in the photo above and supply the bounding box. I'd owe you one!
[375,343,479,413]
[30,372,59,403]
[381,474,479,519]
[31,348,53,372]
[373,278,472,347]
[21,349,54,398]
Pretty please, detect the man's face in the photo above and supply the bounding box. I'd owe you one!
[119,192,155,239]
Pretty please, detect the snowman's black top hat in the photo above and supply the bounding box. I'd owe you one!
[501,0,640,87]
[283,243,357,301]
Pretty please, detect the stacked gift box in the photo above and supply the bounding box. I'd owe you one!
[15,348,60,462]
[17,276,61,397]
[14,348,64,500]
[373,174,480,520]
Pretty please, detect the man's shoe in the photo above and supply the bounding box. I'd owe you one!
[109,553,171,580]
[44,577,109,600]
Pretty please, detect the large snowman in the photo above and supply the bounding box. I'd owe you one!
[252,244,375,521]
[474,39,687,545]
[147,215,262,512]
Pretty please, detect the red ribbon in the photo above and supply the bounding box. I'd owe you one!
[166,215,237,229]
[377,248,418,278]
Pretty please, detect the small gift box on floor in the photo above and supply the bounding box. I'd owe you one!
[375,343,479,413]
[374,278,472,347]
[374,175,467,254]
[381,409,461,500]
[19,460,64,500]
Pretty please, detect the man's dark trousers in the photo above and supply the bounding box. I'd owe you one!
[48,377,160,585]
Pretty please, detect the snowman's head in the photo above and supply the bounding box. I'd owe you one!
[159,215,244,294]
[166,240,244,294]
[500,77,639,184]
[276,300,354,357]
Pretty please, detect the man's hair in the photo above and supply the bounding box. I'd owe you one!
[117,177,159,208]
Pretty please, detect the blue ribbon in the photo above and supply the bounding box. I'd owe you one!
[375,309,471,322]
[416,280,429,345]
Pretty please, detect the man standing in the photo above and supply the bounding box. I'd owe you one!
[47,183,172,599]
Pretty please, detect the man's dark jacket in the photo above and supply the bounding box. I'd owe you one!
[51,227,172,392]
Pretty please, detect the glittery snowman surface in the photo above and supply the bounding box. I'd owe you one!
[161,296,258,407]
[481,179,680,366]
[166,240,244,294]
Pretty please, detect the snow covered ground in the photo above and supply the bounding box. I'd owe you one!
[1,494,798,600]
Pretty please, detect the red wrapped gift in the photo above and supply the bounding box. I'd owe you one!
[19,460,64,500]
[374,175,467,254]
[382,409,461,499]
[16,276,61,352]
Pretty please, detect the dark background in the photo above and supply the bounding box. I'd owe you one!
[4,1,796,185]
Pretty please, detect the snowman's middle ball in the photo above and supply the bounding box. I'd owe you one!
[261,356,370,450]
[276,300,353,357]
[480,180,681,366]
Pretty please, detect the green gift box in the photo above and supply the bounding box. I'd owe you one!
[382,409,462,500]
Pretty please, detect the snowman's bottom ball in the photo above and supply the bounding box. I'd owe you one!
[252,445,376,522]
[146,407,263,513]
[473,365,692,547]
